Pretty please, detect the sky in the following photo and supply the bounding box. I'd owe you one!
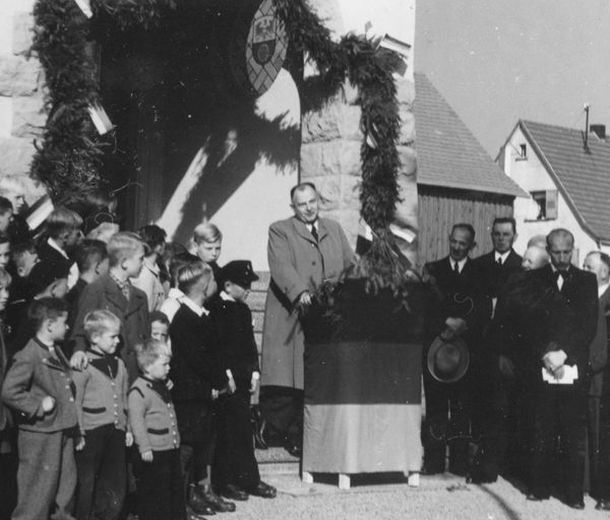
[415,0,610,157]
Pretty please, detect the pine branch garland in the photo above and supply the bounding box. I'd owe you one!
[31,0,405,232]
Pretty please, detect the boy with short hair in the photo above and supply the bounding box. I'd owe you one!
[66,240,109,331]
[36,207,83,290]
[73,310,132,520]
[0,197,13,235]
[0,234,11,269]
[150,311,169,344]
[170,261,234,515]
[128,339,186,520]
[1,298,78,520]
[132,225,167,312]
[211,261,276,500]
[70,232,149,382]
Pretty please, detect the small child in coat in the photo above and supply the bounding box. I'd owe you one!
[211,260,276,499]
[1,298,78,520]
[73,310,132,520]
[128,339,185,520]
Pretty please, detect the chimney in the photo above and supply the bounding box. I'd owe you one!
[590,124,606,140]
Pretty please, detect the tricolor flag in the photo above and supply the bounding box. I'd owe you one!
[302,341,422,474]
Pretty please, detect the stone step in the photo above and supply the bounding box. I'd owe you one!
[251,310,264,334]
[258,461,300,477]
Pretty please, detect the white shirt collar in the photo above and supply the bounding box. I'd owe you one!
[220,290,235,302]
[449,256,468,273]
[47,237,69,259]
[599,282,610,298]
[181,296,209,317]
[494,250,510,263]
[168,287,184,300]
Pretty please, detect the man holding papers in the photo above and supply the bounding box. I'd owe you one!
[525,229,598,509]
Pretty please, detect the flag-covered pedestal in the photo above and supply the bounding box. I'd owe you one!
[301,277,429,489]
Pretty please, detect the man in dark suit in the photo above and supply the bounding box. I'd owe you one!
[473,217,522,314]
[471,217,523,482]
[582,251,610,507]
[525,229,598,509]
[422,223,490,475]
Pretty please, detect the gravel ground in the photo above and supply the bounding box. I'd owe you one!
[215,449,605,520]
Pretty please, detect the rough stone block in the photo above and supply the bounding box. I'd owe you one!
[12,95,46,137]
[302,104,341,144]
[341,174,361,209]
[398,145,417,177]
[337,104,362,141]
[0,96,12,138]
[306,175,341,210]
[300,143,323,177]
[0,136,35,176]
[0,54,40,96]
[13,12,34,56]
[399,108,415,144]
[396,77,415,104]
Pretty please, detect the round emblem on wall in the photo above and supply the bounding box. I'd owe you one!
[245,0,288,96]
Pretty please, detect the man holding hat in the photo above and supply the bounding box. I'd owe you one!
[422,223,489,476]
[211,260,276,500]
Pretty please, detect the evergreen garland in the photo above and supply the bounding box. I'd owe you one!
[31,0,405,230]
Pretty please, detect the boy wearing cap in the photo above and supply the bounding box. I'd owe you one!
[211,260,276,500]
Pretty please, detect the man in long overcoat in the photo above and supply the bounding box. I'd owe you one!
[260,182,353,455]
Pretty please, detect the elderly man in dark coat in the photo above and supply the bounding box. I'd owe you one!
[523,229,598,509]
[260,182,353,456]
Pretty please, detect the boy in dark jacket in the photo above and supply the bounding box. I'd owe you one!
[70,232,149,382]
[169,260,234,516]
[1,298,77,520]
[211,261,276,499]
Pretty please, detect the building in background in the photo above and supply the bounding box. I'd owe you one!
[414,73,526,265]
[497,120,610,262]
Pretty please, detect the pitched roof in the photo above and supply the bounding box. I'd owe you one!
[413,73,525,197]
[518,119,610,243]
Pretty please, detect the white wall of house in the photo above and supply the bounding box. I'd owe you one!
[501,126,607,264]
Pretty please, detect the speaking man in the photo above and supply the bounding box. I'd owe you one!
[260,183,353,456]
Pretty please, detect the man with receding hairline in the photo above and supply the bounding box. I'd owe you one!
[524,228,598,508]
[260,182,353,456]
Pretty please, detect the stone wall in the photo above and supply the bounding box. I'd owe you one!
[300,78,418,261]
[300,0,418,264]
[0,0,47,200]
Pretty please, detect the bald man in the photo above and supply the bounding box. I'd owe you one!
[521,245,549,271]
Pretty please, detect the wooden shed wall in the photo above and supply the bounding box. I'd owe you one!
[417,185,515,265]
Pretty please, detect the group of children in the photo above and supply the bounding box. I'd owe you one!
[0,184,275,520]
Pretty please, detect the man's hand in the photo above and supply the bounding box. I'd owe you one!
[250,374,259,394]
[552,365,565,380]
[41,395,55,413]
[75,436,86,451]
[227,377,237,395]
[125,432,134,447]
[297,291,311,307]
[498,355,515,378]
[542,349,567,373]
[440,317,467,340]
[70,351,88,370]
[141,450,153,462]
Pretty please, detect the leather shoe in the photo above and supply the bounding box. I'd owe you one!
[566,500,585,510]
[526,493,549,501]
[187,505,210,520]
[220,484,249,501]
[247,481,277,499]
[188,484,215,516]
[596,499,610,511]
[201,485,236,513]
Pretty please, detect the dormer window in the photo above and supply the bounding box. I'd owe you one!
[519,143,527,158]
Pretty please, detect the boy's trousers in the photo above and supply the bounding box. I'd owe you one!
[13,429,77,520]
[75,425,126,520]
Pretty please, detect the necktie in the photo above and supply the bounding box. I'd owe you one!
[310,225,319,242]
[497,257,503,266]
[453,261,460,274]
